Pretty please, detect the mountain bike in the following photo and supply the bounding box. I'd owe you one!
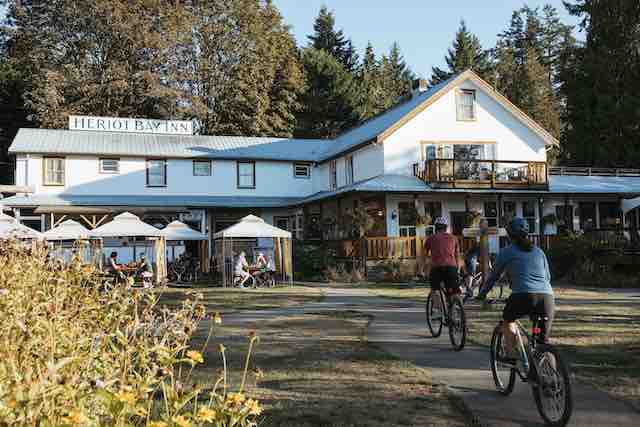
[463,258,509,302]
[490,315,573,426]
[425,285,466,351]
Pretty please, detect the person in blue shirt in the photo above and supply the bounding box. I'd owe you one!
[479,217,554,362]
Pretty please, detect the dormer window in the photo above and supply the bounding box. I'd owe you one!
[457,89,476,121]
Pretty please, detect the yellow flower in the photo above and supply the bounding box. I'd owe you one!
[148,422,167,427]
[172,415,192,427]
[115,390,137,405]
[134,406,147,417]
[197,406,217,422]
[244,399,262,416]
[186,350,204,364]
[226,392,245,405]
[62,410,89,425]
[213,312,222,324]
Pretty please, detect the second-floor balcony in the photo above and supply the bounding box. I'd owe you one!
[413,158,548,190]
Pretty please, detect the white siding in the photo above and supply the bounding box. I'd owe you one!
[24,156,313,197]
[383,79,548,175]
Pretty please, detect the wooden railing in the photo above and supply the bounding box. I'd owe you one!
[413,159,548,189]
[549,166,640,177]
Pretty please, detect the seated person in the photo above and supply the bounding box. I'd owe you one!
[107,251,126,282]
[138,255,154,288]
[255,252,268,270]
[234,251,251,288]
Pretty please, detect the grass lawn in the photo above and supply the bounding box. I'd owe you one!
[463,286,640,412]
[188,311,467,426]
[156,284,324,312]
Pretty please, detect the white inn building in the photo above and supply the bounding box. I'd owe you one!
[3,70,640,257]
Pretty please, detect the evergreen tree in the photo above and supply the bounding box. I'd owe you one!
[378,43,414,110]
[295,48,359,139]
[307,6,357,72]
[355,42,383,120]
[492,6,567,141]
[560,0,640,166]
[431,20,493,85]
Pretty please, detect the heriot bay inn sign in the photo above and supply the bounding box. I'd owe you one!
[68,115,194,135]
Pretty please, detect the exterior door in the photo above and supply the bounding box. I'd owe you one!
[450,212,467,236]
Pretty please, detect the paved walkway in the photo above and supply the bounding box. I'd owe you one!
[225,285,640,426]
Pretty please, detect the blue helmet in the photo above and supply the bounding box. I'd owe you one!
[507,217,529,237]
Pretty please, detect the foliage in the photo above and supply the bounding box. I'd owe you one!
[343,207,376,239]
[295,48,360,139]
[430,20,493,85]
[0,242,262,426]
[560,0,640,167]
[293,240,336,281]
[307,6,358,73]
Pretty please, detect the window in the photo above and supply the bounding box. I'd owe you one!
[274,216,290,231]
[146,159,166,187]
[425,145,437,160]
[99,158,119,174]
[345,155,354,185]
[503,201,516,222]
[555,205,574,233]
[484,201,498,227]
[522,201,537,233]
[193,160,212,176]
[599,202,620,229]
[43,157,65,186]
[293,163,311,179]
[423,201,442,235]
[578,202,596,231]
[329,160,337,190]
[398,202,417,237]
[237,161,255,188]
[457,89,476,121]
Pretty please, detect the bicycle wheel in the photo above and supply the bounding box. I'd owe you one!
[532,345,573,427]
[490,324,516,395]
[426,291,444,338]
[448,296,466,351]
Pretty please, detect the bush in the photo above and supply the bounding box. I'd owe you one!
[293,241,336,281]
[0,242,261,426]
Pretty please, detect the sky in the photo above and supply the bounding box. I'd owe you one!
[272,0,582,78]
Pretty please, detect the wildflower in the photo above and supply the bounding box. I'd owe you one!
[172,415,192,427]
[197,406,217,422]
[62,410,89,425]
[7,399,17,408]
[148,422,168,427]
[186,350,204,364]
[254,368,265,381]
[244,399,262,416]
[219,343,226,353]
[213,312,222,324]
[134,406,147,417]
[115,390,137,405]
[226,392,245,405]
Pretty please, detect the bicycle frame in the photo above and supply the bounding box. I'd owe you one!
[512,317,547,381]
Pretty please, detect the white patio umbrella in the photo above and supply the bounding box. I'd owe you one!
[90,212,161,237]
[213,214,292,239]
[43,219,91,240]
[160,221,207,240]
[0,212,44,240]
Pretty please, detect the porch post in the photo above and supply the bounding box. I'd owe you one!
[497,194,503,228]
[538,196,544,245]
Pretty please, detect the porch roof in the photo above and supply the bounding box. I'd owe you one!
[0,194,302,209]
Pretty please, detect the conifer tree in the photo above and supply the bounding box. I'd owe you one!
[431,20,492,85]
[307,6,357,72]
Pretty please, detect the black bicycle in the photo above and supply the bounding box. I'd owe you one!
[490,315,573,426]
[425,286,466,351]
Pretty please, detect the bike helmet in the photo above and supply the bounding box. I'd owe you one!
[507,216,529,237]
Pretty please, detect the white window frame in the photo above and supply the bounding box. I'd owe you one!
[329,160,337,190]
[293,163,311,179]
[43,157,65,186]
[146,159,167,187]
[237,161,256,189]
[457,89,476,121]
[345,155,354,185]
[99,158,120,174]
[193,160,212,176]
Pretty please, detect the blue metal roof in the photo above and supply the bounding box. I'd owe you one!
[9,129,328,162]
[548,175,640,194]
[0,194,302,208]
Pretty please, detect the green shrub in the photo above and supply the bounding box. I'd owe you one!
[0,242,261,426]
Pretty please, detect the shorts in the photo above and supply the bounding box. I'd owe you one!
[503,293,555,339]
[430,266,460,294]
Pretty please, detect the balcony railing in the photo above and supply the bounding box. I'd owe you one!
[413,159,548,189]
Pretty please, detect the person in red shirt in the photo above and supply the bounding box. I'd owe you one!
[425,217,461,302]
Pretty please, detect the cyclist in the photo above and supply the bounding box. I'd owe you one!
[478,217,554,364]
[425,216,461,313]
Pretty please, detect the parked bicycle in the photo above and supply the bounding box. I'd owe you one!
[425,278,466,351]
[464,257,509,302]
[489,315,573,426]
